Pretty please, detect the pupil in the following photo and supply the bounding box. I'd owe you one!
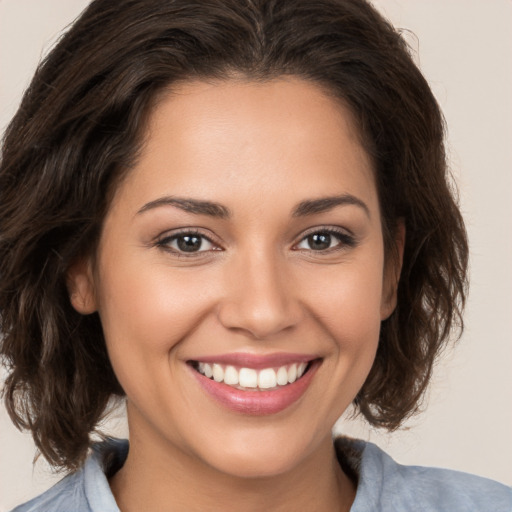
[177,235,202,252]
[308,233,331,250]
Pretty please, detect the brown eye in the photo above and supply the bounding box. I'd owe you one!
[297,231,338,251]
[176,235,203,252]
[295,229,356,252]
[157,232,217,254]
[306,233,332,250]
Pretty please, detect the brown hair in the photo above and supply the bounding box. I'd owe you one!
[0,0,468,471]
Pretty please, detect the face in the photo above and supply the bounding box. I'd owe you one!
[70,78,400,479]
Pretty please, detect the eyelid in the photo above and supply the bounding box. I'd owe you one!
[152,225,356,256]
[292,225,357,252]
[296,224,355,239]
[154,227,223,255]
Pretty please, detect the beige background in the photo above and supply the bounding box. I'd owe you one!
[1,0,511,509]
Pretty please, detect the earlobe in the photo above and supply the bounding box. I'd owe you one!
[67,258,97,314]
[380,219,406,320]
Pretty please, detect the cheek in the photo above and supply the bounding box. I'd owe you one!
[95,254,218,365]
[95,262,223,409]
[305,257,385,347]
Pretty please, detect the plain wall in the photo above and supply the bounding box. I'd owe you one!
[1,0,511,509]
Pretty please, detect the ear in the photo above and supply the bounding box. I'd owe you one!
[66,257,97,314]
[380,219,406,320]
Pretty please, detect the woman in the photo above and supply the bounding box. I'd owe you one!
[0,0,510,510]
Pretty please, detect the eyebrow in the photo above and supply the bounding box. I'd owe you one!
[137,196,231,218]
[137,193,369,219]
[292,194,370,218]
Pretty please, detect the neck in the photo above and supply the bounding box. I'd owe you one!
[110,423,355,512]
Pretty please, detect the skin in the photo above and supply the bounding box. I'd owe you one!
[69,77,403,512]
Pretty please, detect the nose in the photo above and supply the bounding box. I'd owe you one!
[217,249,303,339]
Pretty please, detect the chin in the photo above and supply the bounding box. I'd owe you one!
[193,427,321,480]
[209,448,303,480]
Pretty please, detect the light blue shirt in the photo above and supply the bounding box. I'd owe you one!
[12,437,512,511]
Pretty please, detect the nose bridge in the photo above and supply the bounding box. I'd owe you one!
[218,243,301,338]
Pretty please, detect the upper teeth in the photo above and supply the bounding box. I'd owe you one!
[197,362,308,390]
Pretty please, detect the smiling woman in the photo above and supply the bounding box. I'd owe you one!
[0,1,510,511]
[67,80,390,499]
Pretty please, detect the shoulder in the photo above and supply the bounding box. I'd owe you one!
[337,438,512,512]
[10,439,127,512]
[10,470,87,512]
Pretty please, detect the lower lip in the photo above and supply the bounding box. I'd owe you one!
[190,360,320,415]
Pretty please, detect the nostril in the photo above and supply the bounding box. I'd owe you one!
[217,298,303,340]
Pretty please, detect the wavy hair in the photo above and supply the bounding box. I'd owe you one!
[0,0,468,471]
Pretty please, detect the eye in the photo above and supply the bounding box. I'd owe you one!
[156,231,219,254]
[295,229,355,252]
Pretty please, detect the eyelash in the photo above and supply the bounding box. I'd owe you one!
[154,226,356,257]
[293,227,357,254]
[155,229,220,258]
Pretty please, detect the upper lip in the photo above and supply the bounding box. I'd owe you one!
[187,352,319,369]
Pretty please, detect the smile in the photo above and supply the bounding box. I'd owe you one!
[193,361,309,390]
[188,354,321,415]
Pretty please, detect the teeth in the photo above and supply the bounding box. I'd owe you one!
[198,362,214,378]
[195,361,310,390]
[239,368,258,388]
[276,366,288,386]
[288,363,297,384]
[258,368,277,389]
[223,365,239,385]
[212,364,224,382]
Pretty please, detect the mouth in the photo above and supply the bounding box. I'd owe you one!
[187,355,321,415]
[188,360,311,391]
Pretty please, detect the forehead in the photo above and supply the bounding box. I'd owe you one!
[110,77,378,217]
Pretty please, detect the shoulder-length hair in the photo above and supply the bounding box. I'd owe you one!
[0,0,468,471]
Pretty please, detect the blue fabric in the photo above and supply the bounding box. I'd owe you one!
[12,438,512,511]
[345,440,512,511]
